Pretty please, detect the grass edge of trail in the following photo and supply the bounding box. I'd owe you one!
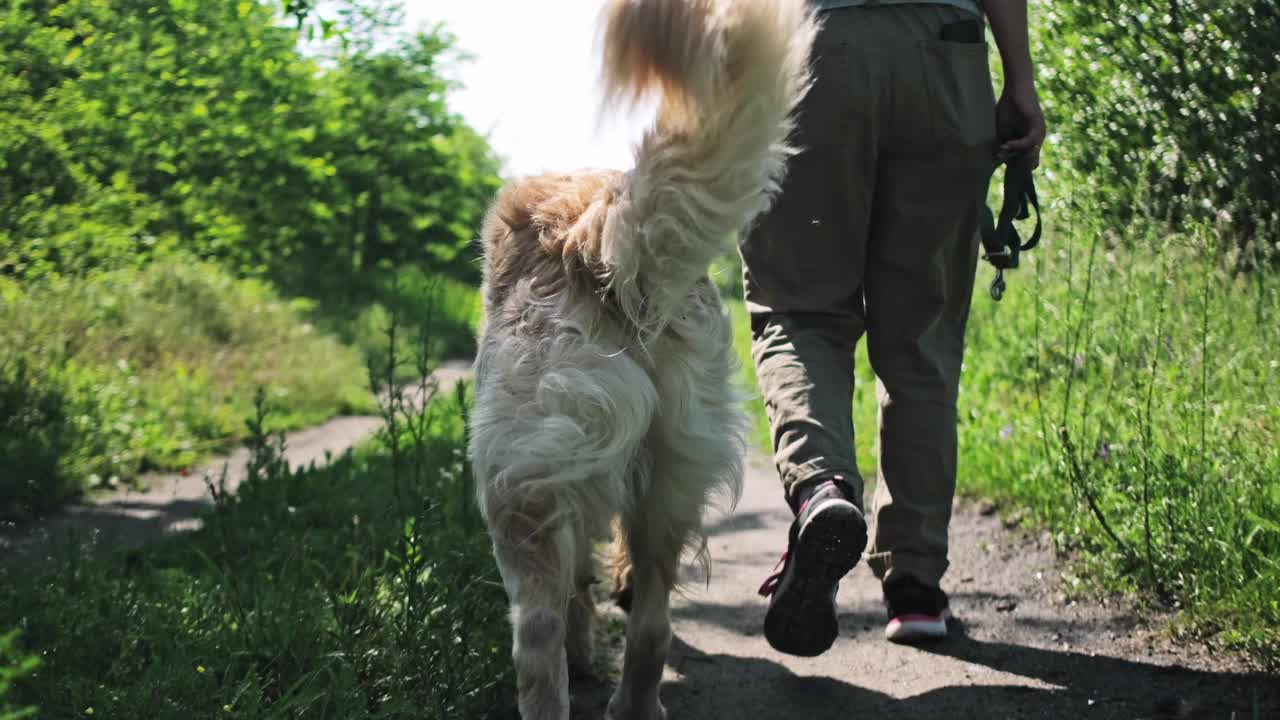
[0,380,517,719]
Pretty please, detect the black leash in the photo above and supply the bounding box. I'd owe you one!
[979,152,1042,301]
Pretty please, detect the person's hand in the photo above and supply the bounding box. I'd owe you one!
[995,79,1046,168]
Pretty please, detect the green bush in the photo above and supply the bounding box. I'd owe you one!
[341,268,482,380]
[0,258,372,517]
[0,358,80,518]
[0,0,500,285]
[0,0,499,515]
[1032,0,1280,245]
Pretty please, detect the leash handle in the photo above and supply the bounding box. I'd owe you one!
[979,151,1042,302]
[1008,154,1042,253]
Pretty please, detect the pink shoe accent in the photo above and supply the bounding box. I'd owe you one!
[758,553,787,597]
[891,613,944,624]
[885,609,950,642]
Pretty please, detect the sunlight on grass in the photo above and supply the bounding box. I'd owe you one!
[0,258,375,517]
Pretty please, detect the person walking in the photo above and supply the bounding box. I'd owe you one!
[748,0,1047,656]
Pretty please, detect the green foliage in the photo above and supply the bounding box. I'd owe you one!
[0,357,80,519]
[0,258,372,518]
[0,381,514,718]
[1032,0,1280,244]
[0,0,501,285]
[0,632,38,720]
[957,207,1280,663]
[315,266,482,386]
[0,0,499,513]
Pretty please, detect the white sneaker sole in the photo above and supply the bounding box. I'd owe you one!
[885,608,951,643]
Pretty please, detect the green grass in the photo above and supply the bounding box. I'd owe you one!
[0,383,514,720]
[956,212,1279,665]
[323,267,483,384]
[719,208,1280,666]
[0,257,374,518]
[0,253,486,520]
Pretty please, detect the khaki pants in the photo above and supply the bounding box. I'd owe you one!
[740,4,996,588]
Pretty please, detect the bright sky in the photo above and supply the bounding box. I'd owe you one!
[405,1,652,178]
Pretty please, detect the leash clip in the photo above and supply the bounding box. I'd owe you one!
[982,247,1013,264]
[979,152,1042,302]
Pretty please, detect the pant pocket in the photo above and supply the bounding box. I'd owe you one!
[921,40,998,150]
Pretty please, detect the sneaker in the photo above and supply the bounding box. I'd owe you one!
[883,576,951,643]
[758,478,867,657]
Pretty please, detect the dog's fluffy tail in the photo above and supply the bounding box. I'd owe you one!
[599,0,817,339]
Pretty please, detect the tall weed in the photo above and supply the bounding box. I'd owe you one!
[0,631,38,720]
[959,200,1280,662]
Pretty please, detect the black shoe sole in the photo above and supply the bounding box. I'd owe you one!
[763,502,868,657]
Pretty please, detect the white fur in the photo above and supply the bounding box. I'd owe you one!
[469,1,817,718]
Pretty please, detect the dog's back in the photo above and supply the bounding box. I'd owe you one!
[468,2,817,718]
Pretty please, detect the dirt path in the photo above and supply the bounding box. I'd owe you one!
[0,360,473,575]
[574,453,1278,719]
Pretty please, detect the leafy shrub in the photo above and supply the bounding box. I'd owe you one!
[0,358,79,519]
[0,0,500,285]
[1033,0,1280,246]
[337,267,482,383]
[0,0,499,514]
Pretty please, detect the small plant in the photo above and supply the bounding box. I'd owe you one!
[0,356,79,518]
[0,631,37,720]
[365,291,511,716]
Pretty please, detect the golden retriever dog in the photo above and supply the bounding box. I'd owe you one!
[468,0,816,717]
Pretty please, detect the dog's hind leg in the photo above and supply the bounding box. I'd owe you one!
[565,541,598,679]
[490,493,575,720]
[606,515,679,720]
[472,337,660,717]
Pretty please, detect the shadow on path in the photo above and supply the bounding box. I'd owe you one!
[923,618,1279,719]
[566,630,1277,720]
